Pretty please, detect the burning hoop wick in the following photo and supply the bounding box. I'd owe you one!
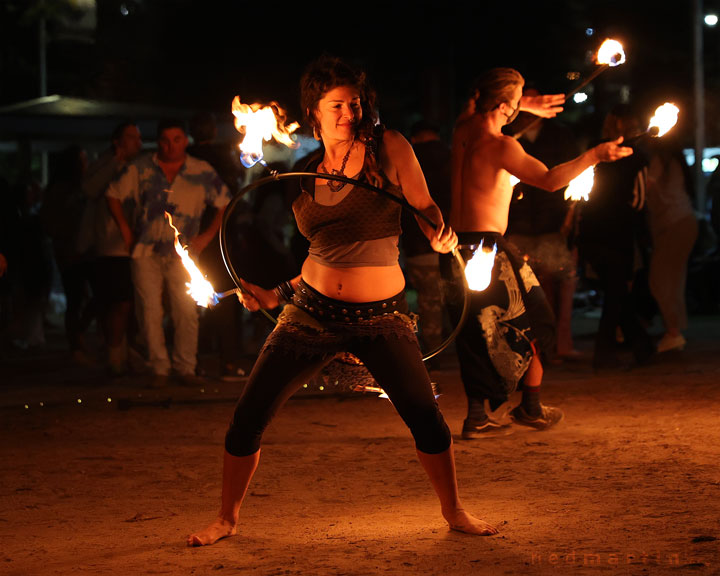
[166,212,241,308]
[165,212,218,307]
[231,97,299,169]
[464,239,498,292]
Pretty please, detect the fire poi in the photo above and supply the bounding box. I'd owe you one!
[620,102,681,146]
[564,166,595,202]
[647,102,679,137]
[463,239,498,292]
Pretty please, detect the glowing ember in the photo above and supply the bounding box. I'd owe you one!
[597,39,626,66]
[464,239,498,292]
[231,97,299,168]
[564,166,595,202]
[648,103,679,137]
[165,212,217,308]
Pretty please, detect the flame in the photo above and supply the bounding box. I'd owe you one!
[464,239,498,292]
[564,166,595,202]
[509,175,520,187]
[231,97,299,168]
[648,103,679,137]
[165,212,217,308]
[597,39,626,67]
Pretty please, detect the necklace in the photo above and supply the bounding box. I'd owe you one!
[321,138,354,192]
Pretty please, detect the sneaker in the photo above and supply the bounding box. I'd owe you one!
[462,417,514,439]
[510,404,564,430]
[484,398,513,426]
[656,333,686,353]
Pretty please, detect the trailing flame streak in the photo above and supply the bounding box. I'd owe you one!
[564,166,595,202]
[648,103,679,137]
[464,240,498,292]
[165,212,216,308]
[231,97,299,166]
[597,39,626,67]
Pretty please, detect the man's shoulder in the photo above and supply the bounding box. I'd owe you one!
[125,152,155,174]
[468,132,514,158]
[184,154,218,174]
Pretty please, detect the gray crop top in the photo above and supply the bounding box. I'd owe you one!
[305,180,399,268]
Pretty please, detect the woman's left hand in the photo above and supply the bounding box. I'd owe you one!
[430,224,458,254]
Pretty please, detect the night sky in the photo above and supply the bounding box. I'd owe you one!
[2,0,719,143]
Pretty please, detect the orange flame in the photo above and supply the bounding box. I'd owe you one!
[231,97,299,167]
[464,240,498,292]
[597,39,626,67]
[165,212,216,308]
[564,166,595,202]
[648,103,679,137]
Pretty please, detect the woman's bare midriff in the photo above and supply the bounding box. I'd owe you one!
[301,258,406,302]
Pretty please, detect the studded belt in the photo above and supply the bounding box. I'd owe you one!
[291,279,409,323]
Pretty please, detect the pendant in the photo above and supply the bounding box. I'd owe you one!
[326,170,347,193]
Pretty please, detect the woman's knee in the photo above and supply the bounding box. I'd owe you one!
[407,405,452,454]
[224,411,266,457]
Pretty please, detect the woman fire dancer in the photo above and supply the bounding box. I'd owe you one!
[188,55,498,546]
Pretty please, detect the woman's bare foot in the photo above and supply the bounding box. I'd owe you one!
[187,518,237,546]
[443,508,498,536]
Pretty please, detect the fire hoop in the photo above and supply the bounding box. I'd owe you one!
[218,170,471,362]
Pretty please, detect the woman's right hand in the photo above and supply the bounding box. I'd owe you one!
[236,278,279,311]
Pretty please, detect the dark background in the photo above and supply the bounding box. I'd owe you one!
[1,0,719,143]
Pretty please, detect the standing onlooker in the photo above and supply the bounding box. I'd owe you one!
[506,90,582,362]
[401,120,451,360]
[81,121,143,375]
[576,105,655,371]
[42,145,95,362]
[8,176,53,350]
[188,111,246,380]
[645,136,698,352]
[107,119,232,387]
[0,176,18,351]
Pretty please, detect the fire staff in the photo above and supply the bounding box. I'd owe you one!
[188,55,498,547]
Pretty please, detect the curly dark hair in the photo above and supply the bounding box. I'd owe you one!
[300,55,378,142]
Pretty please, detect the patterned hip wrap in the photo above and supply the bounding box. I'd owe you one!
[260,279,418,359]
[443,232,555,398]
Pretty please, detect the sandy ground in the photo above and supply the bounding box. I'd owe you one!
[2,313,720,575]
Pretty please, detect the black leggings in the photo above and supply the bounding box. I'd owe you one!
[225,330,451,456]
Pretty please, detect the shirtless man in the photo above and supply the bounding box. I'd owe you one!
[447,68,632,438]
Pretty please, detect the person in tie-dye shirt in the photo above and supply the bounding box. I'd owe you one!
[107,118,231,387]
